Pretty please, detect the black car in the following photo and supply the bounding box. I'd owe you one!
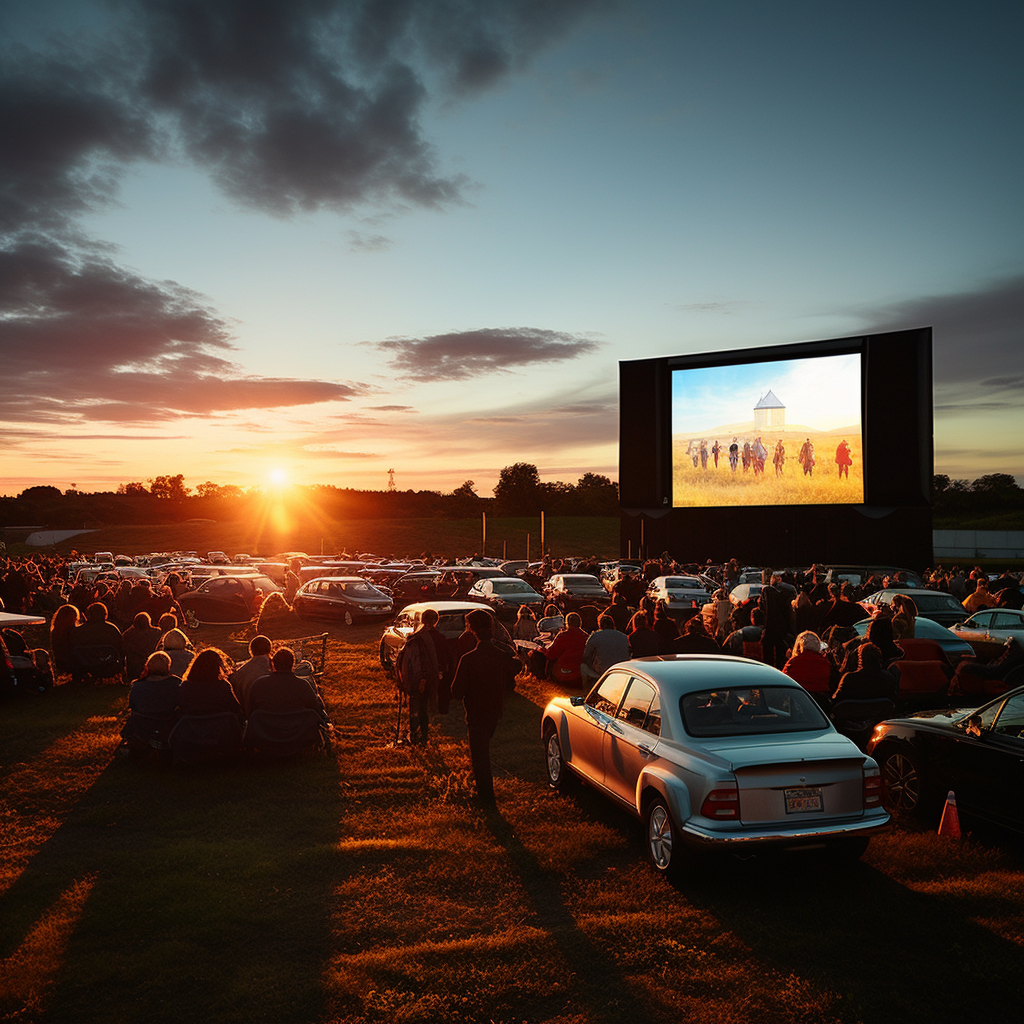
[177,575,281,625]
[867,687,1024,834]
[292,577,394,625]
[865,588,968,627]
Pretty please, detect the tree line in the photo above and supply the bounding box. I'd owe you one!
[4,464,620,526]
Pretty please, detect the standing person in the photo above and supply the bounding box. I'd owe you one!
[711,439,721,468]
[773,440,786,476]
[396,613,441,745]
[835,439,853,479]
[759,575,793,669]
[799,438,815,476]
[728,438,740,472]
[699,439,709,470]
[450,609,518,805]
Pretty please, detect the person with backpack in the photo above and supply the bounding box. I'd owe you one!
[395,614,440,745]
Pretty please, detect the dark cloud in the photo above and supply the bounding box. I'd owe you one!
[365,404,415,412]
[0,237,359,422]
[0,0,604,428]
[855,273,1024,389]
[374,327,601,381]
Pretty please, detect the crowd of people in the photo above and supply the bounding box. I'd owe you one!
[679,437,857,479]
[3,548,1023,797]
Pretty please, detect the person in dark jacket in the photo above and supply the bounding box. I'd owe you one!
[831,643,897,703]
[450,609,518,805]
[177,648,242,718]
[247,647,325,718]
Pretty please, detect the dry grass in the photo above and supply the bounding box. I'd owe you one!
[673,433,864,507]
[2,621,1023,1023]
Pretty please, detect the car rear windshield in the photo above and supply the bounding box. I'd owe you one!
[492,581,534,594]
[680,687,830,736]
[912,594,964,613]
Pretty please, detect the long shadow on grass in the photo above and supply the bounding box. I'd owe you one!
[0,751,342,1024]
[681,851,1024,1024]
[483,806,666,1024]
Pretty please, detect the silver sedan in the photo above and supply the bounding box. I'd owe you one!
[541,656,889,877]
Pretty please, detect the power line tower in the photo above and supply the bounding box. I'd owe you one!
[387,468,395,492]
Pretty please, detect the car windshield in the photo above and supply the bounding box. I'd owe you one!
[908,594,964,612]
[666,578,701,588]
[680,686,830,736]
[492,581,534,594]
[335,581,380,597]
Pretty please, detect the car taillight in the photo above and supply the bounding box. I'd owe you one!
[863,767,882,808]
[701,784,739,819]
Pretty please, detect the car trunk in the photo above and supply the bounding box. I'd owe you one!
[734,758,867,823]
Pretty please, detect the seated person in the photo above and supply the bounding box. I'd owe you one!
[160,628,195,677]
[536,604,565,636]
[722,609,765,655]
[831,642,897,704]
[127,651,181,717]
[626,611,661,658]
[177,648,243,718]
[581,615,631,686]
[122,611,162,682]
[782,630,831,697]
[69,601,125,681]
[247,647,326,719]
[666,614,722,655]
[539,612,589,685]
[229,634,274,710]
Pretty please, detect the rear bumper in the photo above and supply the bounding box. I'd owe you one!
[681,811,890,850]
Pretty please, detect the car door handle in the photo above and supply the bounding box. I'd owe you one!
[638,743,655,758]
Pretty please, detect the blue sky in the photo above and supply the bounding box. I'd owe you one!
[671,355,862,436]
[1,0,1021,496]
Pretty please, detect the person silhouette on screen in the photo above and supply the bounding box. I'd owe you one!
[836,440,853,479]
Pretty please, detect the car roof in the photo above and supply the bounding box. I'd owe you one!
[399,601,498,615]
[615,654,794,694]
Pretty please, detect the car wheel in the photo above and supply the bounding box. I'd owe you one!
[544,725,566,788]
[343,610,354,626]
[880,747,926,815]
[183,608,200,629]
[645,797,680,876]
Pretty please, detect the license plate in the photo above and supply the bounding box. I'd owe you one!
[784,787,823,813]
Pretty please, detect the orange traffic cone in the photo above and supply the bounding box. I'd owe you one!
[938,790,961,838]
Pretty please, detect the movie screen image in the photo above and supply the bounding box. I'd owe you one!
[672,353,864,507]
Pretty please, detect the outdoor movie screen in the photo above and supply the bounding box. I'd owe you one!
[671,352,864,508]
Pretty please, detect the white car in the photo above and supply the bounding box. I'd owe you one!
[646,575,712,613]
[541,656,888,876]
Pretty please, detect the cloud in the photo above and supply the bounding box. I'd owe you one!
[365,404,416,412]
[374,327,602,381]
[0,0,606,429]
[854,273,1024,390]
[0,237,360,422]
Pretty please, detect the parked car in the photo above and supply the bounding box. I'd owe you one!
[646,575,712,614]
[542,573,611,612]
[867,686,1024,833]
[824,565,924,590]
[465,577,544,617]
[292,577,393,625]
[378,601,513,672]
[177,575,281,625]
[951,608,1024,652]
[541,655,888,876]
[728,582,764,606]
[852,616,974,664]
[864,588,968,627]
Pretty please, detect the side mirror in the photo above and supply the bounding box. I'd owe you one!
[570,695,586,707]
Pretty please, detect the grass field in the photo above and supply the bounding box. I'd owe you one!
[3,621,1023,1023]
[673,433,864,508]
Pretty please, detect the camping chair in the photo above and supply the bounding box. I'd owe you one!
[71,644,125,684]
[891,660,949,708]
[280,633,329,684]
[121,712,176,754]
[244,709,331,757]
[168,713,244,765]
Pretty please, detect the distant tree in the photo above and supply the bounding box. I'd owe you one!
[452,480,478,499]
[493,462,542,515]
[117,481,149,495]
[17,485,62,500]
[149,474,190,500]
[574,472,619,515]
